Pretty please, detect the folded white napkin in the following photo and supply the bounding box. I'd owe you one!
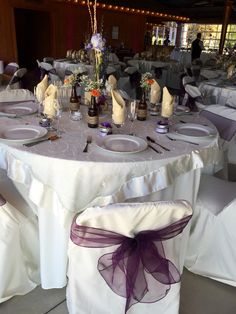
[43,84,59,119]
[35,75,48,103]
[107,75,117,91]
[150,80,161,104]
[111,89,126,125]
[161,86,174,118]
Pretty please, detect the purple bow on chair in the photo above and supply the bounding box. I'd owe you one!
[71,214,192,313]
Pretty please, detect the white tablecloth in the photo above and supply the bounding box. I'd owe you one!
[0,107,222,289]
[199,79,236,106]
[170,50,216,66]
[54,60,94,79]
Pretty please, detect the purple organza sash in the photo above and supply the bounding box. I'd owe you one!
[71,214,192,313]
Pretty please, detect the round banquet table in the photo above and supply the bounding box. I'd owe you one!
[199,79,236,107]
[0,106,222,289]
[53,59,94,79]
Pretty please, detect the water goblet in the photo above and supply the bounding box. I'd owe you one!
[33,86,43,117]
[128,100,137,135]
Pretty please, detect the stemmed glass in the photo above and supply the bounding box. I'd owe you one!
[34,86,43,117]
[54,100,63,136]
[128,100,137,135]
[112,106,127,134]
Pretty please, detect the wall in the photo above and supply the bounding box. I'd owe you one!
[0,0,147,65]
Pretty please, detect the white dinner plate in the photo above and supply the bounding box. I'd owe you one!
[171,123,216,139]
[0,124,47,145]
[0,101,38,116]
[97,135,147,154]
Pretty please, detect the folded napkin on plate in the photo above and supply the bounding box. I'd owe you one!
[227,64,235,79]
[111,89,126,125]
[150,80,161,104]
[43,84,59,119]
[35,75,48,102]
[161,86,174,118]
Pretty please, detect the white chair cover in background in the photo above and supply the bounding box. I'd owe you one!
[67,201,192,314]
[6,68,27,90]
[185,174,236,287]
[0,88,35,102]
[0,193,40,303]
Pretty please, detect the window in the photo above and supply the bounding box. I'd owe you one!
[180,23,236,50]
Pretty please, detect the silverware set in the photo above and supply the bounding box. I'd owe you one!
[146,136,170,151]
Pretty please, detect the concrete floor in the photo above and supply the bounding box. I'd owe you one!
[0,268,236,314]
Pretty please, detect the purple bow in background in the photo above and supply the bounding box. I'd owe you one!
[71,215,192,313]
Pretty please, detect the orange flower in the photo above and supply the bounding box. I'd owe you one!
[146,79,154,85]
[91,89,101,97]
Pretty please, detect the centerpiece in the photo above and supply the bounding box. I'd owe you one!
[137,72,154,121]
[79,0,108,127]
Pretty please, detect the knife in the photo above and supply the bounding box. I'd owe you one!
[148,144,161,154]
[146,136,170,151]
[23,135,60,147]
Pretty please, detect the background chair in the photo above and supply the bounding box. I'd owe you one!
[6,68,27,90]
[39,62,61,84]
[200,105,236,180]
[0,63,19,91]
[67,200,192,314]
[0,192,40,303]
[185,174,236,287]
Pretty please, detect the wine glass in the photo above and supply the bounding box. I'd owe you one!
[54,100,63,136]
[128,100,137,135]
[34,86,43,117]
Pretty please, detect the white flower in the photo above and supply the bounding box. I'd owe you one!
[91,33,105,51]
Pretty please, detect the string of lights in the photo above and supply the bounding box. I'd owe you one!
[54,0,190,22]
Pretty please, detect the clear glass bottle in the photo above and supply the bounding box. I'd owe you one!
[87,96,99,128]
[137,89,147,121]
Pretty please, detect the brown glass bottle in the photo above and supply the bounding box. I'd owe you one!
[87,96,99,128]
[69,85,80,111]
[137,89,147,121]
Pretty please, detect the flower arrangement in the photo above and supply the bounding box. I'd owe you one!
[64,70,81,86]
[80,74,102,96]
[86,0,106,83]
[140,72,154,89]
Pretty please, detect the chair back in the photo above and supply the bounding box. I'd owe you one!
[0,192,39,303]
[7,68,27,89]
[67,200,192,314]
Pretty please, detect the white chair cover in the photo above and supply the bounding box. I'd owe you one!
[6,68,27,90]
[182,76,195,87]
[40,62,61,83]
[67,200,192,314]
[0,88,35,102]
[185,174,236,286]
[0,193,40,303]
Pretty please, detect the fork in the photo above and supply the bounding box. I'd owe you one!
[83,136,92,152]
[166,135,199,146]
